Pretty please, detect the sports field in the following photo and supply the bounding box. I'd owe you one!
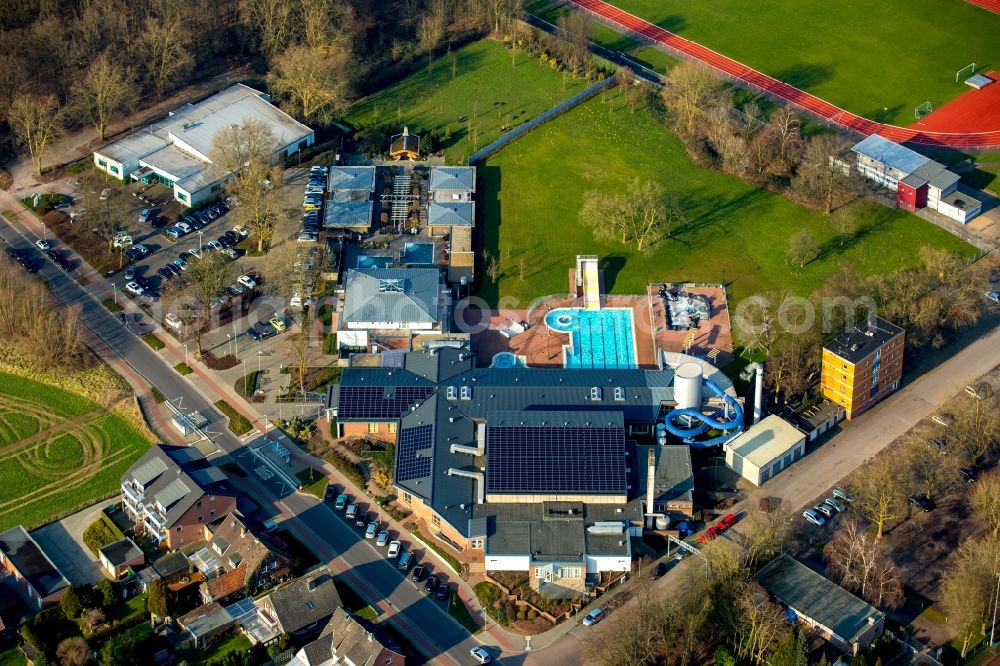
[478,88,976,306]
[0,372,150,531]
[558,0,1000,126]
[344,40,590,164]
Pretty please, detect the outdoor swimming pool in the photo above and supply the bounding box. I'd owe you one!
[544,308,637,369]
[356,255,393,269]
[490,352,525,368]
[402,242,435,264]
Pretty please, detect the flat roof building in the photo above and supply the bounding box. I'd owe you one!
[757,554,884,654]
[821,316,905,420]
[94,84,314,207]
[325,167,376,231]
[98,538,144,580]
[0,526,70,611]
[725,415,806,486]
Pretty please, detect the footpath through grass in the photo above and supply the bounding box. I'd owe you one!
[344,39,590,164]
[0,372,150,531]
[583,0,1000,126]
[478,88,975,307]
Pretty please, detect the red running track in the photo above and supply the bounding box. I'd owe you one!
[966,0,1000,15]
[569,0,1000,149]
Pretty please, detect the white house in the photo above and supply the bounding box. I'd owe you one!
[93,84,314,208]
[725,415,806,486]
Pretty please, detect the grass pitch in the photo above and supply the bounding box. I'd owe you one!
[477,88,975,306]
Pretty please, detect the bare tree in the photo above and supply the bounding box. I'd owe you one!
[169,252,239,354]
[787,228,817,268]
[8,93,63,176]
[417,0,449,54]
[586,576,667,666]
[764,333,819,404]
[268,44,350,125]
[486,253,501,283]
[823,519,903,608]
[732,290,791,357]
[733,581,788,664]
[703,104,748,175]
[242,0,295,57]
[580,178,670,253]
[737,509,792,568]
[791,134,855,213]
[71,52,138,141]
[830,206,860,247]
[78,175,130,256]
[660,61,724,135]
[141,13,194,94]
[557,11,591,73]
[902,437,953,501]
[971,469,1000,534]
[56,636,93,666]
[851,454,905,538]
[952,392,1000,464]
[210,120,278,175]
[941,533,1000,657]
[299,0,353,51]
[475,0,523,35]
[287,329,319,396]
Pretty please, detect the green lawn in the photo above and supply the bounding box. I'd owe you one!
[344,39,591,164]
[186,634,253,665]
[0,649,25,666]
[478,88,975,307]
[0,371,150,531]
[572,0,1000,126]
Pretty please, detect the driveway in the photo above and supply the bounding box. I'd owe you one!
[31,502,109,586]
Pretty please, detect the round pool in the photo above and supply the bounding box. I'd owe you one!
[490,352,522,368]
[545,309,577,331]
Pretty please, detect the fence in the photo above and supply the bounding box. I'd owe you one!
[467,77,615,165]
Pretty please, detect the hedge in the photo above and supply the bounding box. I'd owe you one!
[323,448,365,487]
[409,524,463,574]
[141,334,165,351]
[214,400,253,436]
[82,514,124,556]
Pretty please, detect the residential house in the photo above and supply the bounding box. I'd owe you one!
[192,513,291,605]
[121,445,238,549]
[178,602,237,650]
[93,84,314,207]
[254,568,343,640]
[288,608,405,666]
[757,554,884,654]
[820,316,905,420]
[0,526,70,611]
[138,551,191,592]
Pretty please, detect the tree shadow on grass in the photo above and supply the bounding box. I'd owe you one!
[654,13,687,33]
[599,254,627,293]
[668,188,771,245]
[473,165,501,306]
[773,62,835,91]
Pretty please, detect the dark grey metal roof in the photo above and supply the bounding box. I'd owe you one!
[0,526,70,599]
[428,202,474,227]
[264,568,342,634]
[757,555,882,645]
[634,444,693,508]
[341,268,441,324]
[99,538,143,566]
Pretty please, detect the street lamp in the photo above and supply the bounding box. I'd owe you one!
[184,344,188,365]
[113,283,117,305]
[226,333,232,356]
[197,230,204,254]
[991,572,1000,646]
[257,350,262,375]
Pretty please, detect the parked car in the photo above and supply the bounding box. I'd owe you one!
[410,566,425,583]
[157,267,174,282]
[124,281,144,296]
[718,513,738,530]
[188,247,203,260]
[699,525,720,543]
[927,437,948,455]
[813,503,834,519]
[100,188,111,200]
[124,266,136,280]
[365,522,378,539]
[164,313,183,330]
[397,550,412,570]
[387,540,401,558]
[34,239,50,251]
[233,225,248,239]
[269,316,286,332]
[908,495,935,512]
[324,485,338,502]
[376,531,389,547]
[960,467,978,483]
[582,608,605,626]
[831,487,854,503]
[423,575,439,594]
[139,209,152,223]
[824,497,846,513]
[650,562,668,580]
[435,581,449,601]
[163,227,182,241]
[173,257,188,271]
[802,508,826,526]
[334,494,348,510]
[355,512,367,528]
[237,274,257,290]
[932,413,953,428]
[469,647,492,664]
[206,240,224,252]
[345,503,357,519]
[176,221,193,234]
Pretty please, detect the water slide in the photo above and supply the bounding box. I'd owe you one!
[577,255,601,310]
[662,380,745,447]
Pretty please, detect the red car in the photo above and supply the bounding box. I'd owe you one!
[699,525,720,543]
[718,513,739,530]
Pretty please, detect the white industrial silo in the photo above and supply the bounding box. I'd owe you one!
[674,362,703,411]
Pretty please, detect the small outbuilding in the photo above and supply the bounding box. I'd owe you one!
[389,127,421,160]
[99,538,145,579]
[724,415,805,486]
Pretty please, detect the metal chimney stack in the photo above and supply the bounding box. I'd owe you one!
[753,363,764,425]
[646,448,656,515]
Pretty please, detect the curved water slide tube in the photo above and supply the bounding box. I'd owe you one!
[662,380,744,447]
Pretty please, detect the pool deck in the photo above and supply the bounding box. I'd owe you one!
[468,284,734,370]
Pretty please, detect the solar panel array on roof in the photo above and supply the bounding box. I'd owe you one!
[487,424,626,495]
[397,424,433,482]
[337,385,435,419]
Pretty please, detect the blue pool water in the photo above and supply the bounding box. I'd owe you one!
[490,352,524,368]
[544,308,637,369]
[403,242,435,264]
[357,255,393,269]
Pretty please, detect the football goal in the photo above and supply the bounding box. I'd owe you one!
[956,62,976,83]
[914,101,933,119]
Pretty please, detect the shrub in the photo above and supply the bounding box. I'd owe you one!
[527,609,537,620]
[174,362,193,375]
[0,168,11,190]
[215,400,253,436]
[141,334,165,350]
[43,210,69,227]
[323,447,365,487]
[150,387,166,404]
[516,608,526,620]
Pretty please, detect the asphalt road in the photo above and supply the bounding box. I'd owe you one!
[0,215,486,666]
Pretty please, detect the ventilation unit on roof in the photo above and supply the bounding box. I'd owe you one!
[378,279,404,293]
